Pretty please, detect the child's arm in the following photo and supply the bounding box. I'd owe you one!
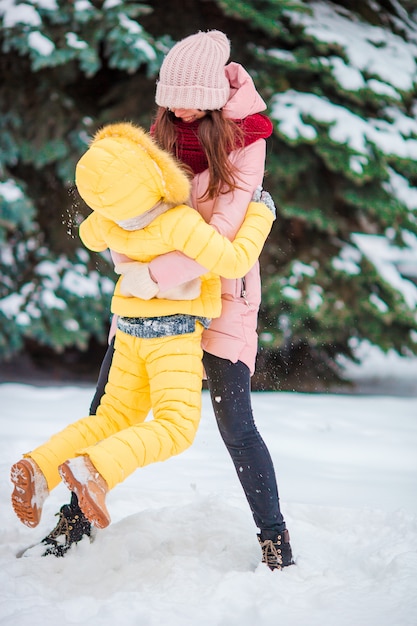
[103,199,274,279]
[79,212,108,252]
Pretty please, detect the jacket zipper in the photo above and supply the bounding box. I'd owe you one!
[241,277,251,308]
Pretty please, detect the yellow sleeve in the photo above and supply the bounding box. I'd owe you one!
[101,201,273,278]
[167,201,274,278]
[79,213,108,252]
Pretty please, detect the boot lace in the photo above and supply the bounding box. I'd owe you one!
[260,537,284,570]
[47,509,72,544]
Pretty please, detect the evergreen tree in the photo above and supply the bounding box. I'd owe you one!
[0,0,170,360]
[240,0,417,388]
[1,0,416,389]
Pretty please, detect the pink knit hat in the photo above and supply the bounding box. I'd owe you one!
[155,30,231,110]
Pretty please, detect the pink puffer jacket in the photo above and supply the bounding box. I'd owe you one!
[149,62,272,374]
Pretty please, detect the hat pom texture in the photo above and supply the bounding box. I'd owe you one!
[156,30,231,111]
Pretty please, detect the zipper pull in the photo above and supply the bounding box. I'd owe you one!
[241,277,253,309]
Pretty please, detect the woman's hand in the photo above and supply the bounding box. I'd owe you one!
[252,186,277,219]
[114,262,159,299]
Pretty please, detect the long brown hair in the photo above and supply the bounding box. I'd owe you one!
[152,108,245,200]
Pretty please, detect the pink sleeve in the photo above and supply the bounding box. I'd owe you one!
[110,250,131,265]
[149,140,267,291]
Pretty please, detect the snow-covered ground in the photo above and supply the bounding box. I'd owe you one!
[1,348,416,625]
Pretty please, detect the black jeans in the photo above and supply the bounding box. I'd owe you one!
[203,351,285,535]
[90,339,286,534]
[89,338,115,415]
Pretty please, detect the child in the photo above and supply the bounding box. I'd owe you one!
[11,122,275,535]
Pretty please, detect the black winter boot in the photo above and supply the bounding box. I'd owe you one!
[41,493,92,557]
[257,529,294,571]
[18,493,93,558]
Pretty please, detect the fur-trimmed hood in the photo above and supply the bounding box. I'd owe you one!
[75,122,191,221]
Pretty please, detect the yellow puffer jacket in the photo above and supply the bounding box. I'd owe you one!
[77,122,274,320]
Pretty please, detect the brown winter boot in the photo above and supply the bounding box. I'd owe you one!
[58,456,111,529]
[10,458,49,528]
[257,529,294,571]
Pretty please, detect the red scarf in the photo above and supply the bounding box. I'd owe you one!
[152,113,273,175]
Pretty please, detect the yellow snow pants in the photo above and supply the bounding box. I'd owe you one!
[27,324,204,491]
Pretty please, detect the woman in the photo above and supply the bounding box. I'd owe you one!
[26,30,294,571]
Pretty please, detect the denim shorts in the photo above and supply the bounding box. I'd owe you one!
[117,314,211,338]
